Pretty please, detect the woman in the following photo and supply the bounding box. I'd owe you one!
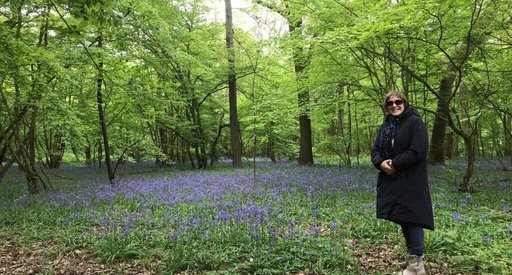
[371,91,434,275]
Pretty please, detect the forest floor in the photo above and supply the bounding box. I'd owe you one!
[0,238,152,274]
[1,159,510,274]
[0,238,452,274]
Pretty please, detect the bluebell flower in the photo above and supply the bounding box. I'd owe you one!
[480,213,489,222]
[330,220,337,232]
[451,212,461,222]
[310,224,320,236]
[481,236,492,244]
[503,203,511,212]
[311,201,318,217]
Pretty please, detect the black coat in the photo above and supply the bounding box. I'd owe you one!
[371,107,434,230]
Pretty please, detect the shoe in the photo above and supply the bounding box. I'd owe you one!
[398,255,426,275]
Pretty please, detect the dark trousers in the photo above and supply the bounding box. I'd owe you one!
[400,223,424,256]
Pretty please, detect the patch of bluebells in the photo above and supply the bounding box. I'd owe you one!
[9,164,373,245]
[446,158,503,172]
[3,159,512,273]
[0,163,502,242]
[458,194,473,206]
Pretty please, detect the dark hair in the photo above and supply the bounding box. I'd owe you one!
[383,90,408,113]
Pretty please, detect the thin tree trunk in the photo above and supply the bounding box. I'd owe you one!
[459,136,474,192]
[502,113,512,157]
[157,126,169,166]
[478,124,485,157]
[268,133,276,163]
[96,33,115,184]
[189,98,207,168]
[346,90,352,167]
[491,118,502,157]
[0,158,15,183]
[26,102,43,190]
[351,89,361,165]
[210,114,226,166]
[336,83,345,135]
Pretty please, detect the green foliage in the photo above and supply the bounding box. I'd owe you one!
[92,232,143,262]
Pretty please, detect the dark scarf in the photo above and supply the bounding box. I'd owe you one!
[379,116,401,159]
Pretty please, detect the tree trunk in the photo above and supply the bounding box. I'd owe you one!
[188,97,208,169]
[224,0,242,167]
[43,130,65,169]
[444,131,455,160]
[491,119,502,157]
[96,34,115,184]
[0,158,15,183]
[85,145,92,166]
[459,136,474,192]
[290,22,313,166]
[346,91,353,167]
[0,117,15,183]
[26,103,44,192]
[157,126,171,166]
[428,76,453,165]
[187,144,195,168]
[352,92,361,165]
[331,83,344,135]
[447,85,477,192]
[298,90,313,165]
[502,113,512,157]
[478,124,485,157]
[210,114,226,166]
[268,134,276,163]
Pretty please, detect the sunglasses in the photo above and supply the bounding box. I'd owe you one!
[386,99,405,107]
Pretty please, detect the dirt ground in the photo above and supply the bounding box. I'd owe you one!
[0,239,451,274]
[0,240,153,275]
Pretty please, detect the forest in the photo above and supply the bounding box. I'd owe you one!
[1,0,511,274]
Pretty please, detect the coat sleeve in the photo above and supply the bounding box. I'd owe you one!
[371,125,385,170]
[392,117,428,171]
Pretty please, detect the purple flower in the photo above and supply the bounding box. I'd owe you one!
[122,226,130,235]
[311,201,318,217]
[480,213,489,222]
[451,212,461,222]
[310,224,320,236]
[503,203,511,213]
[330,220,337,232]
[268,226,277,239]
[481,236,492,244]
[216,210,231,223]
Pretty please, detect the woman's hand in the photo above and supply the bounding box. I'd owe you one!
[380,159,396,176]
